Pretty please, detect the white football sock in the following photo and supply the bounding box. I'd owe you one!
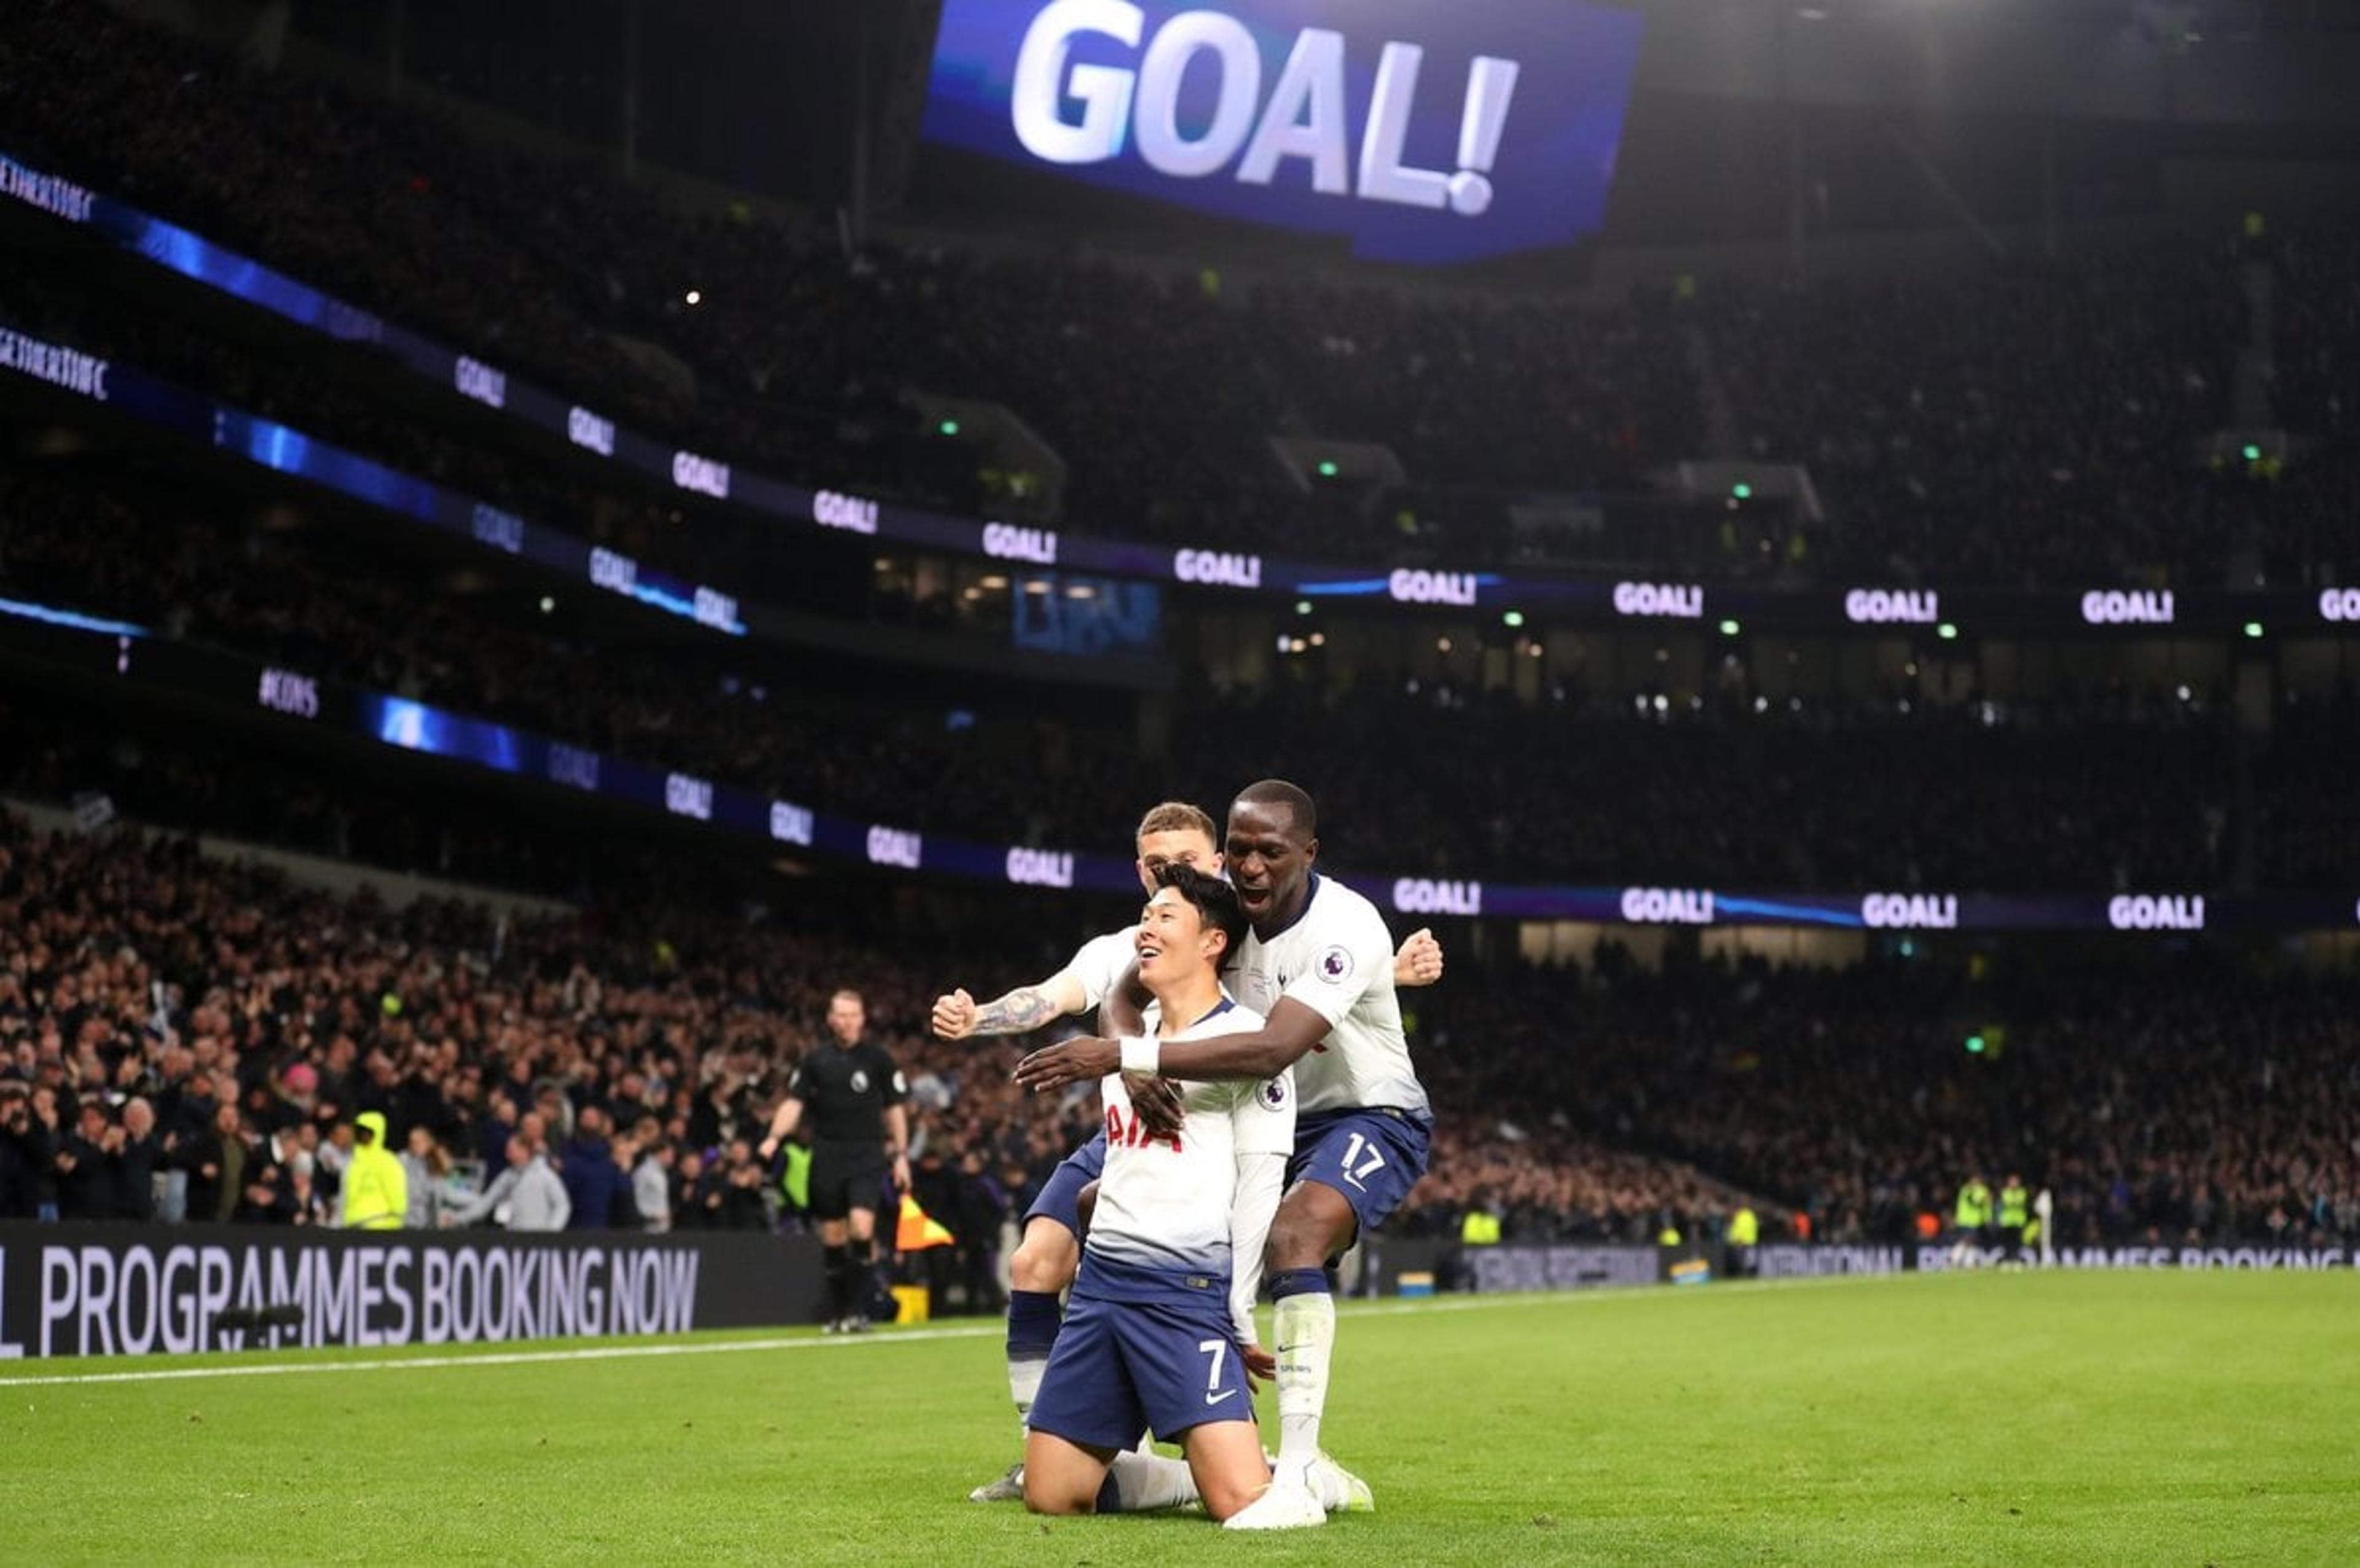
[1105,1450,1198,1512]
[1272,1291,1336,1476]
[1009,1351,1046,1443]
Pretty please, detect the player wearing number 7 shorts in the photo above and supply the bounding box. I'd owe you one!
[1016,779,1434,1530]
[939,799,1443,1505]
[934,802,1221,1503]
[1022,864,1291,1523]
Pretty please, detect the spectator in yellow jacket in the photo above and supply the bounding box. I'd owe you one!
[342,1111,407,1230]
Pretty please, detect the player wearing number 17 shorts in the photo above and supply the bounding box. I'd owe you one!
[940,799,1442,1506]
[1017,778,1433,1531]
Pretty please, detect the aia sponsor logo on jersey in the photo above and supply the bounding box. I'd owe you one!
[1106,1101,1182,1151]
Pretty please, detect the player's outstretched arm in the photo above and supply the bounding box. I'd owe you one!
[931,971,1090,1039]
[1394,927,1444,988]
[1013,999,1331,1093]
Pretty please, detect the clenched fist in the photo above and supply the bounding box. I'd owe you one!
[1394,927,1445,987]
[931,987,977,1040]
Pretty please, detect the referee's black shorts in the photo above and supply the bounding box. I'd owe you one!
[808,1143,888,1222]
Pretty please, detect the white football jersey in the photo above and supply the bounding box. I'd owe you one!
[1088,998,1293,1279]
[1062,927,1138,1014]
[1229,872,1430,1118]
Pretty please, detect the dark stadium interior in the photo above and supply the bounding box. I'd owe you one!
[2,0,2356,1274]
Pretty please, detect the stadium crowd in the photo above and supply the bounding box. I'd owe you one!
[0,807,1045,1234]
[0,263,899,623]
[1414,951,2360,1251]
[32,410,2360,891]
[0,808,1741,1264]
[2,0,2358,1297]
[1698,250,2252,584]
[13,453,2342,893]
[14,0,2359,585]
[2,809,2351,1257]
[0,457,1127,853]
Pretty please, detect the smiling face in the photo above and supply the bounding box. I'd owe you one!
[1224,798,1317,934]
[1134,885,1224,990]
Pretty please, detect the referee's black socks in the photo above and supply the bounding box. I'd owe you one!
[822,1243,851,1322]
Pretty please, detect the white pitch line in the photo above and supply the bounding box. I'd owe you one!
[0,1274,1892,1389]
[0,1322,997,1388]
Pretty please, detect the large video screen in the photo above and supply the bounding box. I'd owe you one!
[921,0,1645,264]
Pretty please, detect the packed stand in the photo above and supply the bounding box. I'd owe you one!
[2256,226,2360,582]
[0,810,1744,1275]
[0,262,922,623]
[0,0,955,509]
[0,0,1283,549]
[0,0,1688,567]
[2270,227,2360,449]
[2249,684,2360,890]
[1244,281,1699,495]
[1416,950,2360,1250]
[1699,249,2251,585]
[0,807,1076,1241]
[2,454,2294,890]
[15,434,2343,893]
[1165,677,2247,892]
[1393,1119,1755,1248]
[17,0,2360,586]
[2,806,2350,1256]
[0,458,1143,851]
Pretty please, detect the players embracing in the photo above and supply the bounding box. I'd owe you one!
[1018,861,1288,1521]
[1013,778,1436,1530]
[935,789,1439,1523]
[934,801,1228,1502]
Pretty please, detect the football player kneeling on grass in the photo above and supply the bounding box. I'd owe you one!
[1021,865,1310,1526]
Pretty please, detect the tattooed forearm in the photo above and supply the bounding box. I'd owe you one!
[972,987,1061,1035]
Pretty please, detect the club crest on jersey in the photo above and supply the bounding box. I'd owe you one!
[1315,944,1354,984]
[1258,1076,1288,1110]
[850,1070,870,1093]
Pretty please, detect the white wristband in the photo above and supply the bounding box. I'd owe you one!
[1119,1035,1159,1076]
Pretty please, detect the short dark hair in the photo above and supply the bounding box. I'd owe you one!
[1154,862,1248,962]
[1232,778,1317,840]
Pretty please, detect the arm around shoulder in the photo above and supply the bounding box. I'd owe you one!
[1141,998,1330,1083]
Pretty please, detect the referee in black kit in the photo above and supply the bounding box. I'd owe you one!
[759,989,911,1333]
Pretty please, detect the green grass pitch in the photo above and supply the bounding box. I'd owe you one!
[4,1271,2353,1564]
